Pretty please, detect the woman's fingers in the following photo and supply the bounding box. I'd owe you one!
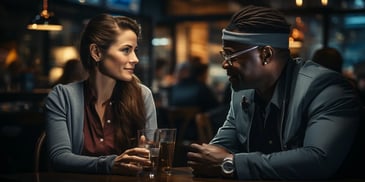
[116,147,151,166]
[119,161,142,171]
[126,147,149,156]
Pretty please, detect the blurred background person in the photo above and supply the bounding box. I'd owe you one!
[151,58,175,109]
[52,58,88,86]
[205,82,232,135]
[169,58,219,112]
[311,47,358,95]
[0,43,25,92]
[311,47,343,73]
[168,58,219,141]
[151,58,174,94]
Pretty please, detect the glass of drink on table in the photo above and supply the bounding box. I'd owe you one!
[158,128,176,175]
[137,128,160,178]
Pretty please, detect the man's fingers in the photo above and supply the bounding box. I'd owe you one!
[190,143,203,150]
[187,160,200,167]
[187,151,202,161]
[188,151,215,165]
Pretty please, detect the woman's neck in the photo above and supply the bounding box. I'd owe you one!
[88,72,116,105]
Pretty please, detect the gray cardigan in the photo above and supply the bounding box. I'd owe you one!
[44,81,157,174]
[211,60,360,180]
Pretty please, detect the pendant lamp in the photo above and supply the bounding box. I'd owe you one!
[27,0,63,31]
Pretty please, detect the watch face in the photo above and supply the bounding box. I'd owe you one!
[222,159,235,174]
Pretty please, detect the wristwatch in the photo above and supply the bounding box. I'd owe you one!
[220,157,235,177]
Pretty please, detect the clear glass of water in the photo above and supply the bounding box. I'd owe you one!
[137,128,160,178]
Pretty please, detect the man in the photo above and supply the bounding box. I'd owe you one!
[187,5,361,180]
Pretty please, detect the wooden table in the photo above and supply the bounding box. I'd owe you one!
[0,167,364,182]
[0,167,238,182]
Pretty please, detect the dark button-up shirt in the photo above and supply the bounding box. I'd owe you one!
[249,92,281,154]
[82,83,118,156]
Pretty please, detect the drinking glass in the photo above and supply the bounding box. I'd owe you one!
[137,128,160,178]
[158,128,176,175]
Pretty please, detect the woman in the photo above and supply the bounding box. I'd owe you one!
[44,14,157,175]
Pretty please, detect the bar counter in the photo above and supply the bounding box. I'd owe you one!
[1,167,364,182]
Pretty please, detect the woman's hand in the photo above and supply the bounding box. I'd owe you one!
[187,143,232,178]
[111,147,150,176]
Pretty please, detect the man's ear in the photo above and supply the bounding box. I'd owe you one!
[90,43,101,62]
[260,46,274,65]
[263,46,273,59]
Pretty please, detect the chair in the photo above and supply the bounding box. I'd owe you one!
[34,131,46,172]
[195,112,214,144]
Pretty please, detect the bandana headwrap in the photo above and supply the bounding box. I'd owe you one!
[222,29,289,49]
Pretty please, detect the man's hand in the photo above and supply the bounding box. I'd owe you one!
[187,143,233,178]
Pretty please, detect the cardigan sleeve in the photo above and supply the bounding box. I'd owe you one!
[140,84,158,129]
[45,83,116,174]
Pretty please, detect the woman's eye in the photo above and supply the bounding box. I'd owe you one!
[121,47,131,54]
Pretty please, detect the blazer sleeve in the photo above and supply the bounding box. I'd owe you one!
[210,89,249,153]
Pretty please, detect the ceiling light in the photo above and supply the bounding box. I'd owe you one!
[27,0,63,31]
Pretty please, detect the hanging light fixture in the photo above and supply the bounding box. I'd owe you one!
[27,0,63,31]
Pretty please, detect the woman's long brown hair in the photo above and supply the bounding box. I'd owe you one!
[112,77,146,152]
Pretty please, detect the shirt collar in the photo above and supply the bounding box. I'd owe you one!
[270,63,289,110]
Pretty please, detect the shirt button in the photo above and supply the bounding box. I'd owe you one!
[100,138,104,142]
[107,120,111,123]
[268,140,273,144]
[109,102,112,106]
